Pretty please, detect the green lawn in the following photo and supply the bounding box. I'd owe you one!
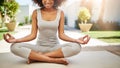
[0,27,14,40]
[82,31,120,43]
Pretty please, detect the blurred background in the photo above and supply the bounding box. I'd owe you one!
[0,0,120,43]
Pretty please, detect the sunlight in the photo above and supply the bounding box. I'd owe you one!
[95,0,102,4]
[83,0,102,4]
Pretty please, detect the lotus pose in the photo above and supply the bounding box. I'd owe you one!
[3,0,90,65]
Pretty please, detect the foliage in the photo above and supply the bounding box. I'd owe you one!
[0,27,14,40]
[0,0,4,6]
[0,0,19,22]
[0,5,5,17]
[4,0,19,19]
[0,0,4,17]
[18,22,24,26]
[24,16,29,24]
[78,7,91,24]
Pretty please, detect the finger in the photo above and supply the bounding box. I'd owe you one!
[86,35,90,40]
[6,33,12,37]
[3,34,8,40]
[78,37,83,40]
[80,41,86,44]
[83,35,88,39]
[77,39,86,44]
[83,35,90,41]
[3,34,9,42]
[85,36,90,44]
[6,33,14,39]
[3,34,6,40]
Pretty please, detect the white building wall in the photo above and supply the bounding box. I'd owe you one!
[16,5,38,23]
[62,0,81,28]
[16,5,30,23]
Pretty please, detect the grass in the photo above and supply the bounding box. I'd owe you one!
[0,27,15,40]
[82,31,120,43]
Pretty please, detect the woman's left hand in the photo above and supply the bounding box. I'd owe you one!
[76,35,90,44]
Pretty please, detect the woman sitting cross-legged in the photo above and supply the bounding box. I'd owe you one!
[3,0,90,65]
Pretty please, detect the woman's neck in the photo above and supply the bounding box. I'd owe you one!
[42,7,56,12]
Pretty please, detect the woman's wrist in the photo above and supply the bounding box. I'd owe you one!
[15,39,20,43]
[74,39,79,43]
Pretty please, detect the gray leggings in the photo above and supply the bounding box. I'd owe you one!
[10,42,81,59]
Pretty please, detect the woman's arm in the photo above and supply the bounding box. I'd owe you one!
[58,11,90,44]
[16,10,38,42]
[4,10,38,43]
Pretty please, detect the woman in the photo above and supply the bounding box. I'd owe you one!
[3,0,90,65]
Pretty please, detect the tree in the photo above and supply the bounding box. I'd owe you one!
[80,0,93,16]
[78,7,91,24]
[0,0,4,6]
[0,0,5,27]
[0,0,19,27]
[0,0,19,19]
[4,0,19,21]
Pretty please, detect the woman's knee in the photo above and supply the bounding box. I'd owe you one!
[10,43,21,54]
[10,43,32,59]
[62,43,81,57]
[70,43,81,55]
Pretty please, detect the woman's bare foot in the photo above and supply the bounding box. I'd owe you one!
[27,59,31,64]
[27,58,68,65]
[27,59,36,64]
[54,58,69,65]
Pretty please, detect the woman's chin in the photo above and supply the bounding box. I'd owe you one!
[44,5,53,8]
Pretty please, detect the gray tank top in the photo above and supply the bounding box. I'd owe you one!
[36,8,61,47]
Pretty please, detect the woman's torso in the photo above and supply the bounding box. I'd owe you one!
[36,8,61,47]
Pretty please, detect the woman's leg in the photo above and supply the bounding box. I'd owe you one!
[11,43,34,59]
[10,43,68,65]
[28,50,68,65]
[44,43,81,58]
[44,48,64,58]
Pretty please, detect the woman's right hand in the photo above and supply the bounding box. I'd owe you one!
[3,33,17,43]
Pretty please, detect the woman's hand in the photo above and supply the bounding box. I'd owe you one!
[76,35,90,44]
[3,33,17,43]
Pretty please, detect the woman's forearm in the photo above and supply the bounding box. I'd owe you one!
[15,34,36,43]
[59,33,77,43]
